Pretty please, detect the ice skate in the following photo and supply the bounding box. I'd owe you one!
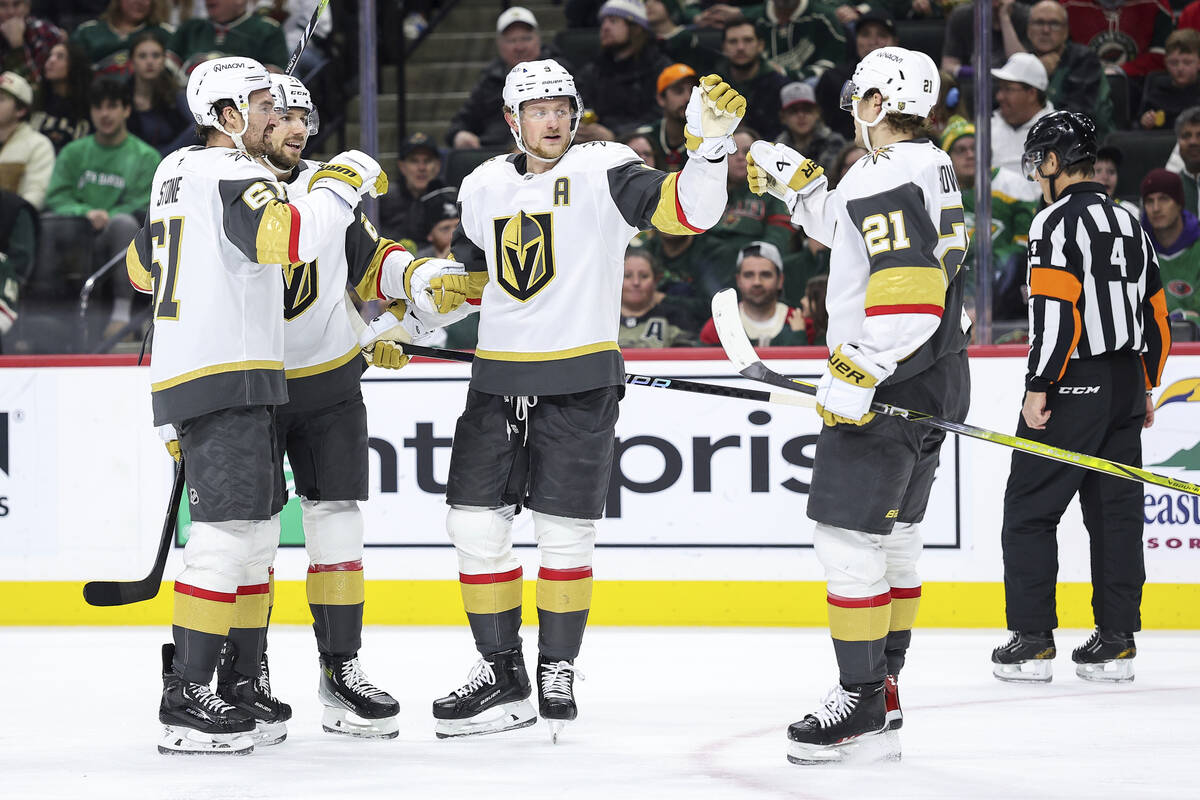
[158,644,255,755]
[786,682,898,765]
[432,648,536,739]
[538,656,583,744]
[1072,629,1135,683]
[216,645,292,746]
[992,631,1055,682]
[884,674,902,730]
[319,653,400,739]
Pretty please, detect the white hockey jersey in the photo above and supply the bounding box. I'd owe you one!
[788,138,971,382]
[127,145,353,424]
[452,141,728,396]
[277,159,413,412]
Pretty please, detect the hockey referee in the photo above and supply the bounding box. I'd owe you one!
[992,111,1171,684]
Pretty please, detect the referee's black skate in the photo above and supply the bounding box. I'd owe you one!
[216,643,292,746]
[158,644,255,755]
[992,631,1056,683]
[433,647,536,739]
[786,681,898,765]
[537,655,583,743]
[1072,628,1135,683]
[319,653,400,739]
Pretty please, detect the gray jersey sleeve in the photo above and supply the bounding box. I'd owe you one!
[606,160,669,231]
[217,177,300,265]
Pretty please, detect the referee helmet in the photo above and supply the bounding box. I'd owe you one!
[1021,111,1098,183]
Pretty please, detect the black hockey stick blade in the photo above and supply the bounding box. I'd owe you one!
[397,340,814,408]
[83,459,185,606]
[710,289,1200,496]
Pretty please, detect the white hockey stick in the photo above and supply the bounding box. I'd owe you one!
[711,288,1200,496]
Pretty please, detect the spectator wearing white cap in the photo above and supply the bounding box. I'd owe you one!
[447,7,568,149]
[699,240,811,346]
[576,0,671,134]
[0,69,54,208]
[776,81,844,174]
[990,51,1054,175]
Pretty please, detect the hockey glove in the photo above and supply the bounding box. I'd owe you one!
[368,340,411,370]
[309,149,389,206]
[746,140,825,205]
[814,344,892,427]
[684,74,746,159]
[403,257,470,314]
[157,424,181,462]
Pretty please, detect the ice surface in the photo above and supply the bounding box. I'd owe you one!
[2,626,1195,799]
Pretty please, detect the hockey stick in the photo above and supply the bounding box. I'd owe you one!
[284,0,331,76]
[710,288,1200,496]
[83,458,185,606]
[394,341,816,409]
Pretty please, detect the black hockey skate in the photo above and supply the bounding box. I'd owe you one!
[884,674,902,731]
[432,647,536,739]
[158,643,255,755]
[216,643,292,746]
[1072,629,1135,683]
[538,655,584,744]
[319,653,400,739]
[786,681,898,765]
[992,631,1056,683]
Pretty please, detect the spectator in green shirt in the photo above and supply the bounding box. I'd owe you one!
[170,0,288,74]
[71,0,176,73]
[1141,168,1200,324]
[44,76,160,338]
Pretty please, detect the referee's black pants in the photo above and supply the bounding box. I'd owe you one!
[1001,353,1147,633]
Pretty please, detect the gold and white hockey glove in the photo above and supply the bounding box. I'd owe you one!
[157,424,181,462]
[814,344,892,427]
[403,257,470,314]
[369,340,411,370]
[746,140,825,205]
[684,74,746,159]
[309,149,389,206]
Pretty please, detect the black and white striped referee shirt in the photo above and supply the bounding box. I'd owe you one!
[1024,181,1171,393]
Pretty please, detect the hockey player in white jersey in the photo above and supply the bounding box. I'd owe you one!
[125,57,389,755]
[745,47,971,764]
[392,59,744,742]
[210,73,459,742]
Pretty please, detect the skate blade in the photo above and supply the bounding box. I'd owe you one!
[1075,660,1135,683]
[885,710,903,731]
[549,718,568,744]
[786,729,901,766]
[321,706,400,739]
[992,660,1053,683]
[158,725,255,755]
[434,699,537,739]
[251,720,287,746]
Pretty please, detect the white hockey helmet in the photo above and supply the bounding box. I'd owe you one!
[186,56,275,150]
[840,46,940,120]
[502,59,582,161]
[270,73,319,136]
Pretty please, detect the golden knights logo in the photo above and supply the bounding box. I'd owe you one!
[493,211,555,302]
[283,260,318,320]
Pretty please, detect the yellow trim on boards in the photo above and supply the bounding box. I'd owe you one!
[3,581,1198,628]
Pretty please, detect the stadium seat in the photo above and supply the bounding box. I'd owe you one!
[553,28,602,67]
[896,19,946,63]
[1103,130,1177,198]
[444,147,512,187]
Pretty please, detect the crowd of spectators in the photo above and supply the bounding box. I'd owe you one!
[0,0,336,353]
[10,0,1200,355]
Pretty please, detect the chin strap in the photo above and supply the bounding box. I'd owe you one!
[852,103,886,152]
[1038,160,1065,202]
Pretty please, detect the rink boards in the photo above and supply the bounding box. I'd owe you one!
[1,346,1199,627]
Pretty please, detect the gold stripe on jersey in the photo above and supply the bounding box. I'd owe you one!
[256,202,299,264]
[126,240,152,292]
[151,359,285,392]
[353,240,405,302]
[864,266,947,311]
[650,172,703,236]
[285,344,361,379]
[475,340,619,362]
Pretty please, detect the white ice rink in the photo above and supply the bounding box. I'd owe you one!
[3,625,1196,799]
